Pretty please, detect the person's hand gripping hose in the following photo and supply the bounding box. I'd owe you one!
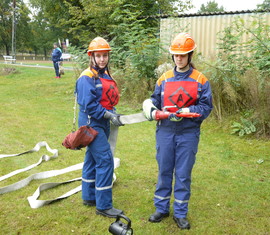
[104,111,124,126]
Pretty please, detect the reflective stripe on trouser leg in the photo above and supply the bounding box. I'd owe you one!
[85,126,114,210]
[154,128,175,214]
[173,131,199,218]
[82,147,96,201]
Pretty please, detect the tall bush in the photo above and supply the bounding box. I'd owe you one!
[109,4,162,103]
[205,15,270,136]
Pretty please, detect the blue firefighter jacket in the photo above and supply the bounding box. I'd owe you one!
[151,66,213,132]
[51,47,62,62]
[75,67,119,129]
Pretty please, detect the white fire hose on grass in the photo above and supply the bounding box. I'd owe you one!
[0,113,148,208]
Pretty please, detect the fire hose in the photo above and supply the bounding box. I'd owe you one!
[0,111,200,208]
[119,110,201,124]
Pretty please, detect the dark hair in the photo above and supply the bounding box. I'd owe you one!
[190,62,196,69]
[188,52,196,69]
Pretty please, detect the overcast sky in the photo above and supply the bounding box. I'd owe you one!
[186,0,265,13]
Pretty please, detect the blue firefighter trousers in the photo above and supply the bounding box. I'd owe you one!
[154,126,200,218]
[53,61,60,77]
[81,126,114,210]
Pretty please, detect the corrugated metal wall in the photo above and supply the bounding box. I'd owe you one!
[160,12,270,58]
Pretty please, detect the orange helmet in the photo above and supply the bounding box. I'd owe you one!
[169,33,197,55]
[87,37,111,56]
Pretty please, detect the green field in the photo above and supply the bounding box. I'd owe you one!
[0,64,269,235]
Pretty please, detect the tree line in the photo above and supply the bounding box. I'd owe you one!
[1,0,193,56]
[1,0,268,57]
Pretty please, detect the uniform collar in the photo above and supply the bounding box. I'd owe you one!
[174,66,193,80]
[91,66,107,76]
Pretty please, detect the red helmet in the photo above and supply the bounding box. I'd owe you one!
[169,33,197,54]
[87,37,111,56]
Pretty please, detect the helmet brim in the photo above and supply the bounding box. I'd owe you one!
[87,49,111,56]
[169,45,197,55]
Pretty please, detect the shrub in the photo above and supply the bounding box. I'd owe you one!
[109,4,162,103]
[204,14,270,137]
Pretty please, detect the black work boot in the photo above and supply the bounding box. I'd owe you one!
[149,211,169,223]
[173,216,191,230]
[83,200,96,206]
[96,207,124,218]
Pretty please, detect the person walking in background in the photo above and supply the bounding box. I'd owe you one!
[51,42,62,78]
[143,32,213,229]
[76,37,124,218]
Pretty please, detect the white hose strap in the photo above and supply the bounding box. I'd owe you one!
[120,112,147,125]
[109,124,119,156]
[0,156,49,182]
[0,141,58,159]
[0,162,83,195]
[27,158,120,208]
[27,178,82,209]
[0,141,58,182]
[108,113,147,155]
[0,112,146,208]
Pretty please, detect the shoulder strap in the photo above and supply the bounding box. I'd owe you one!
[72,68,94,131]
[72,93,77,132]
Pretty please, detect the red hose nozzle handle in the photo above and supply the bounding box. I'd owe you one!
[176,112,201,118]
[154,110,201,120]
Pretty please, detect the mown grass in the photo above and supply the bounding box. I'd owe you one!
[0,64,269,235]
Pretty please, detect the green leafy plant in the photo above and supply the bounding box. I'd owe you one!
[231,117,256,136]
[202,14,270,137]
[109,4,161,102]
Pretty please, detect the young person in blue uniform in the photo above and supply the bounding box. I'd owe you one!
[51,43,62,78]
[143,33,213,229]
[76,37,124,218]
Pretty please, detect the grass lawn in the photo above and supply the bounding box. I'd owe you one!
[0,64,269,235]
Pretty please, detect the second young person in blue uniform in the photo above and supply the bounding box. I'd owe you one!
[51,43,62,78]
[76,37,124,218]
[143,33,213,229]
